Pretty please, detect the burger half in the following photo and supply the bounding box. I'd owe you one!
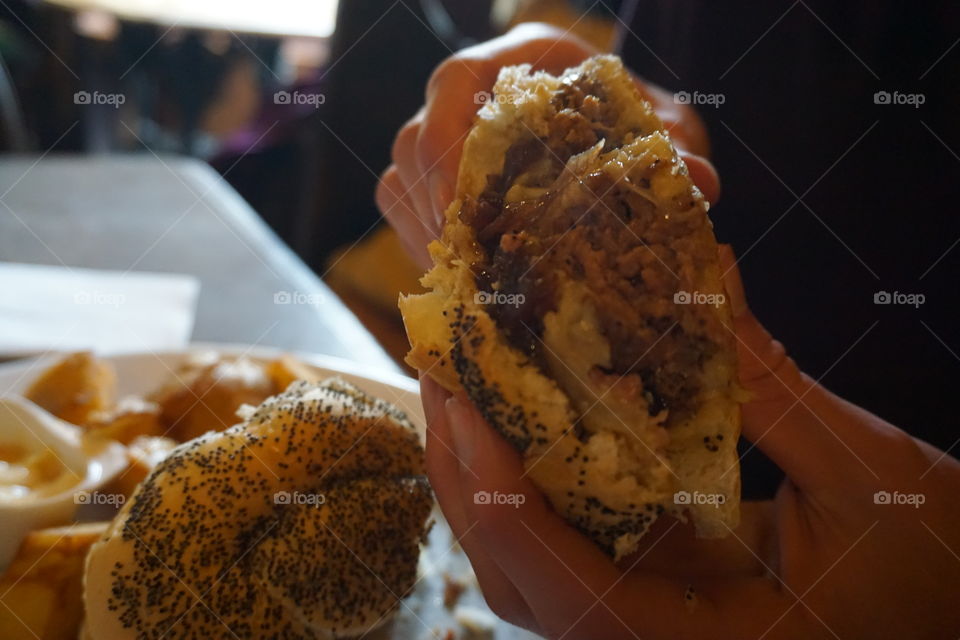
[401,55,741,560]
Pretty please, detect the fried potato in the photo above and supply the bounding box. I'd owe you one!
[25,352,116,425]
[265,354,322,392]
[84,396,164,445]
[0,523,107,640]
[151,353,274,442]
[100,435,177,498]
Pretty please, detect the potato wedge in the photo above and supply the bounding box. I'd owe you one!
[151,354,273,442]
[0,523,107,640]
[100,435,177,498]
[25,352,116,426]
[265,354,322,392]
[85,396,164,445]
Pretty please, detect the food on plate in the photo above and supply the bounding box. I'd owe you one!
[265,353,324,390]
[22,351,345,448]
[0,522,108,640]
[400,55,741,559]
[84,378,433,638]
[25,352,116,426]
[442,573,467,609]
[99,435,177,498]
[150,351,275,441]
[84,396,164,445]
[453,605,499,634]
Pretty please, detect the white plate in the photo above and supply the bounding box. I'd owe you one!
[0,345,536,640]
[0,343,424,437]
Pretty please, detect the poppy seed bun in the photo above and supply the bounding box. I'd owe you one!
[83,379,433,639]
[400,55,741,560]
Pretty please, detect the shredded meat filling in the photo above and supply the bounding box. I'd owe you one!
[461,77,720,422]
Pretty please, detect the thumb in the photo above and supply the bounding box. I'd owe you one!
[719,245,806,406]
[718,246,883,489]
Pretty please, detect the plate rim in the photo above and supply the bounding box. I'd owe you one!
[0,342,420,393]
[0,342,425,434]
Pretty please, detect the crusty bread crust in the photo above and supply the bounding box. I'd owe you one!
[401,55,740,559]
[84,379,432,638]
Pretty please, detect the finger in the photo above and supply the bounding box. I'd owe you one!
[444,394,623,635]
[418,24,598,224]
[417,56,478,227]
[680,152,721,205]
[420,378,540,632]
[392,114,438,237]
[632,77,710,158]
[719,245,900,489]
[446,396,791,639]
[415,114,465,229]
[425,22,599,104]
[417,60,482,226]
[631,74,719,204]
[375,166,433,269]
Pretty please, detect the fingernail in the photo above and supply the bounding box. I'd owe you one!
[445,396,476,469]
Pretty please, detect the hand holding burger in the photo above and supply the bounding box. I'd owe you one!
[380,24,960,640]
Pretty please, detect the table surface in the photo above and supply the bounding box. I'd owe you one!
[0,154,398,372]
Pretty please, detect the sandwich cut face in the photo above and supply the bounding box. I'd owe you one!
[401,55,741,560]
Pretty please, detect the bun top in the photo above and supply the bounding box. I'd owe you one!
[84,378,432,639]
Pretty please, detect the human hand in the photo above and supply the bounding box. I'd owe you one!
[376,22,719,269]
[420,245,960,639]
